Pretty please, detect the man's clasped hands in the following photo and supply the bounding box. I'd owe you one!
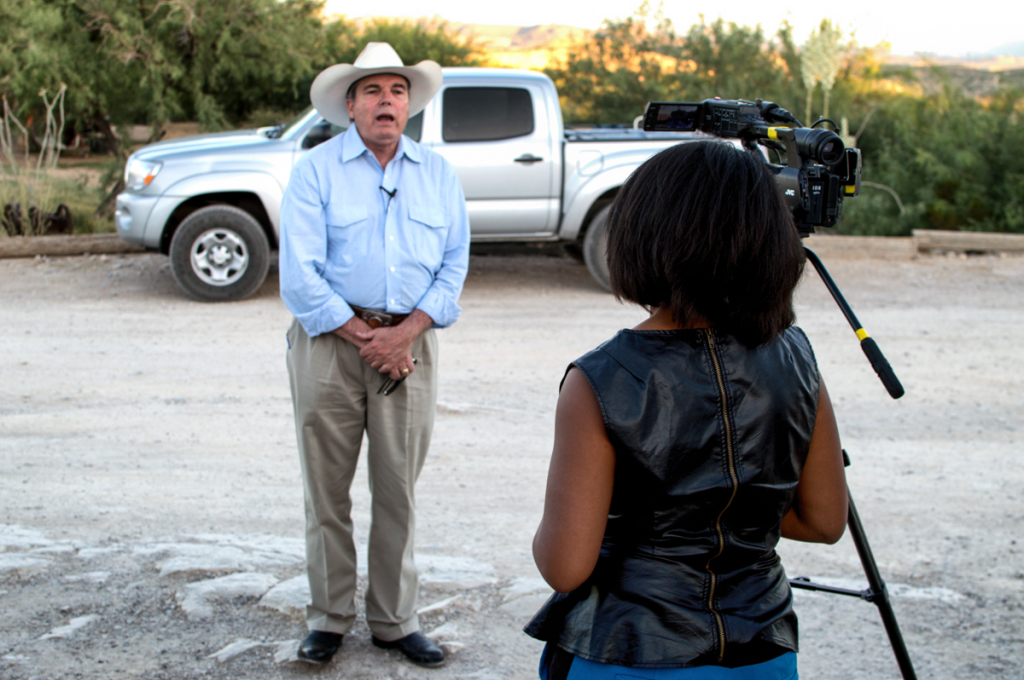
[334,310,434,380]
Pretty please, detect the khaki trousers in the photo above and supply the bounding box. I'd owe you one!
[286,319,437,640]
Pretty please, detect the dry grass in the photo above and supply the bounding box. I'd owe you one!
[1,156,116,236]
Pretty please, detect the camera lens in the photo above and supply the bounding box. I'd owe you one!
[794,129,844,165]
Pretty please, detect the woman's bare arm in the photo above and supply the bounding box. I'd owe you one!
[532,368,616,593]
[781,379,849,544]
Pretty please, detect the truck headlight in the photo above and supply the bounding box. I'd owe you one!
[124,158,163,191]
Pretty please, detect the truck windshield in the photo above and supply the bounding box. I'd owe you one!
[266,106,314,139]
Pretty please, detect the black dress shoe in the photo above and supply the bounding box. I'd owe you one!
[297,630,343,664]
[372,631,445,667]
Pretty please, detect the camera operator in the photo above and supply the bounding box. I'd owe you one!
[525,141,849,679]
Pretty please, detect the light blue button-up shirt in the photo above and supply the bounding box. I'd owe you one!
[279,125,470,337]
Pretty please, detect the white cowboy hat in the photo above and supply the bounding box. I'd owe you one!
[310,42,443,127]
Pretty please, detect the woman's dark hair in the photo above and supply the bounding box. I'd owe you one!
[607,140,806,347]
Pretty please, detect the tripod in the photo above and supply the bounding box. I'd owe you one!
[788,248,918,680]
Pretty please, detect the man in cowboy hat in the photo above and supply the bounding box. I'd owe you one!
[278,42,469,667]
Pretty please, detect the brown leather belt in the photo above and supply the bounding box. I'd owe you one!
[351,305,409,329]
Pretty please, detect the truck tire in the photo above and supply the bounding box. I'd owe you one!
[562,242,585,263]
[169,205,270,302]
[582,204,612,292]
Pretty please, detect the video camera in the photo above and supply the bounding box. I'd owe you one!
[642,98,862,236]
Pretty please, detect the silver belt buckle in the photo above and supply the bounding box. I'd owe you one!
[363,310,392,328]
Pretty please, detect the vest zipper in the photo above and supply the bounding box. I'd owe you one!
[703,328,739,662]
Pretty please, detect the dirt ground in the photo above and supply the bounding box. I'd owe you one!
[1,248,1022,679]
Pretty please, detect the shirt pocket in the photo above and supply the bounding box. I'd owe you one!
[324,203,368,267]
[408,206,447,229]
[325,203,368,228]
[408,206,449,272]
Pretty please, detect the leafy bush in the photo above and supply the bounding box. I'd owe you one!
[839,85,1024,235]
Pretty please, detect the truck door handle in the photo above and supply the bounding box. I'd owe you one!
[514,154,544,164]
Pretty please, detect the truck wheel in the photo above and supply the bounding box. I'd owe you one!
[169,205,270,302]
[562,242,585,263]
[583,204,612,292]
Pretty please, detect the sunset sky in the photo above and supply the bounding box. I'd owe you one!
[323,0,1021,57]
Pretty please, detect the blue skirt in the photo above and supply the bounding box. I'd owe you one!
[539,644,798,680]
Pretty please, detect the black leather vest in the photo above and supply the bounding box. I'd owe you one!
[525,326,820,668]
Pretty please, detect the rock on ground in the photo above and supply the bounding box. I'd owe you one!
[176,572,279,619]
[38,614,100,640]
[207,637,263,663]
[259,575,309,617]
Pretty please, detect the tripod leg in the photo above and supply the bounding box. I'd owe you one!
[846,491,918,680]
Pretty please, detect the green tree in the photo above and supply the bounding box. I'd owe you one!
[76,0,329,133]
[2,2,479,135]
[838,82,1024,235]
[0,0,148,157]
[0,0,337,170]
[801,19,844,123]
[544,6,681,124]
[545,9,802,125]
[341,18,480,67]
[679,17,794,103]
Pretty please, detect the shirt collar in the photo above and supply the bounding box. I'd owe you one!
[341,124,423,165]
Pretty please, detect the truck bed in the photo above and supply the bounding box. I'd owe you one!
[564,127,706,143]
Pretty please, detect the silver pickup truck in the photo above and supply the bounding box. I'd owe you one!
[115,68,698,301]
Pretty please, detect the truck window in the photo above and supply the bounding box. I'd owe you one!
[442,87,534,143]
[302,121,346,149]
[301,111,423,149]
[404,111,423,142]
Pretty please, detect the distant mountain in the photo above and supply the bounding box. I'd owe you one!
[342,17,1024,80]
[339,18,587,70]
[881,62,1024,97]
[890,52,1024,73]
[445,22,588,70]
[445,22,587,50]
[984,40,1024,57]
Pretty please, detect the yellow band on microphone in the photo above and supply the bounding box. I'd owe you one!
[856,328,870,341]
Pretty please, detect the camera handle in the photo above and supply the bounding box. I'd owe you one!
[804,248,904,398]
[789,247,917,679]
